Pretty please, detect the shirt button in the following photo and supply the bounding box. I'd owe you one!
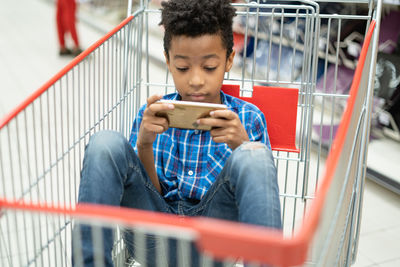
[194,130,199,134]
[188,170,194,175]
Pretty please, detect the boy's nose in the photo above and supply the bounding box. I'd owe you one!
[189,70,205,88]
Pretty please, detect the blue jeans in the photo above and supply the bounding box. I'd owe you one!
[72,130,281,267]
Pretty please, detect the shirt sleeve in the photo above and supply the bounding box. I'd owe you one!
[128,104,146,152]
[243,105,272,149]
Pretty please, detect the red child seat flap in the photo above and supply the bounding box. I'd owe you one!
[221,84,299,153]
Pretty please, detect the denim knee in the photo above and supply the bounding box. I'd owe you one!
[231,142,273,165]
[86,130,127,159]
[227,142,276,182]
[79,130,131,204]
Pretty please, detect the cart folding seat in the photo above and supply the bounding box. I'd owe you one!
[222,84,299,153]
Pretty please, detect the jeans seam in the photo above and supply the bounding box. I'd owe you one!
[144,180,170,213]
[129,162,170,213]
[189,177,231,215]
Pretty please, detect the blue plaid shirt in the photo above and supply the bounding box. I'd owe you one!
[129,91,270,201]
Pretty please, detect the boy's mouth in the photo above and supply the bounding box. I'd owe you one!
[188,94,206,102]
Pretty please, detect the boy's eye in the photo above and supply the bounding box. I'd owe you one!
[204,66,217,72]
[176,67,188,72]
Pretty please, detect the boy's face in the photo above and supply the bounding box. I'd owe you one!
[165,34,235,104]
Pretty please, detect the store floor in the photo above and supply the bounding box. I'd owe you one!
[1,0,399,266]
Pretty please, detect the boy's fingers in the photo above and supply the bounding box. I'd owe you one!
[210,126,227,136]
[211,136,228,144]
[143,117,169,132]
[198,110,238,126]
[144,124,168,134]
[144,96,174,116]
[144,116,168,126]
[197,117,227,128]
[147,94,163,106]
[149,102,174,114]
[210,109,237,120]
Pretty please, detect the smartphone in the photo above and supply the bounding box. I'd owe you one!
[156,99,227,130]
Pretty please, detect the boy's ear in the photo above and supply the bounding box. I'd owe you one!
[225,50,236,72]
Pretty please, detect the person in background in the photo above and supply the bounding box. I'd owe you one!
[56,0,82,56]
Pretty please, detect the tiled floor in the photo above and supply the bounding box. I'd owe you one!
[1,0,399,266]
[354,180,400,266]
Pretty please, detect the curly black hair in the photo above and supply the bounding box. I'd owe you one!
[159,0,236,59]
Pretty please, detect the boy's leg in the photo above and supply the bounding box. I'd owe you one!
[72,130,169,267]
[197,141,282,228]
[186,142,281,266]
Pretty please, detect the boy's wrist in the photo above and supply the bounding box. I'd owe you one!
[137,142,153,150]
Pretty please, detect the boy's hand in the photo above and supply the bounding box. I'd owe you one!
[137,94,174,147]
[197,110,249,150]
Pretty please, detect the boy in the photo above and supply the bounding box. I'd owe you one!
[74,0,281,266]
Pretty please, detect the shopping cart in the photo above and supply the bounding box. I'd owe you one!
[0,0,382,266]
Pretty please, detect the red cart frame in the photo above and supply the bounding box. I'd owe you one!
[0,0,382,266]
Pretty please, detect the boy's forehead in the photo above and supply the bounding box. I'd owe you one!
[169,34,226,56]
